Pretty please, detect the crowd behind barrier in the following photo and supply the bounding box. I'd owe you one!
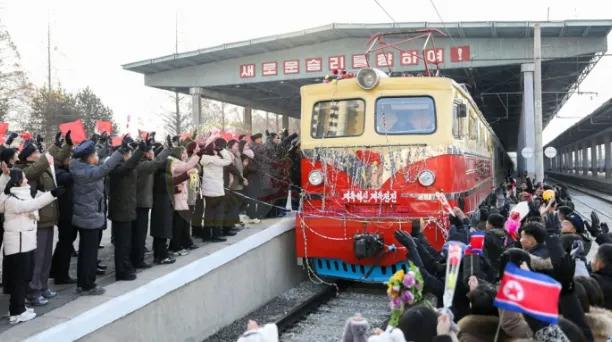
[0,128,299,325]
[238,174,612,342]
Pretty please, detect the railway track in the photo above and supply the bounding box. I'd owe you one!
[546,177,612,221]
[277,284,389,342]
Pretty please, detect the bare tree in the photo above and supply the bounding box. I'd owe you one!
[161,91,192,136]
[0,19,33,126]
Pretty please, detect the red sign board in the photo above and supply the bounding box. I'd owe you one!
[305,57,322,72]
[239,64,255,78]
[352,54,368,69]
[400,50,419,65]
[328,55,345,70]
[450,46,471,62]
[262,62,278,76]
[283,60,299,74]
[424,48,444,64]
[376,52,393,67]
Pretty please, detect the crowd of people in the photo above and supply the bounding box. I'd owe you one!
[239,175,612,342]
[0,128,299,324]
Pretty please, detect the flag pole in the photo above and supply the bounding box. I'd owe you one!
[493,310,504,342]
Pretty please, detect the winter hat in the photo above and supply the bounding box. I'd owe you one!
[73,140,96,159]
[18,141,38,161]
[251,133,262,141]
[565,213,585,234]
[0,148,17,165]
[341,313,369,342]
[236,323,279,342]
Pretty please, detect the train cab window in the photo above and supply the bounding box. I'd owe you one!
[311,99,365,138]
[468,113,478,141]
[452,102,465,139]
[375,96,436,134]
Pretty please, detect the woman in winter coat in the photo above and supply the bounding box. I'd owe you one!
[168,144,200,255]
[1,168,59,324]
[223,140,247,235]
[201,138,232,242]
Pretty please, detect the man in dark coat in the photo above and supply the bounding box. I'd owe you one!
[108,140,144,281]
[16,135,71,305]
[245,133,271,220]
[132,137,169,268]
[49,132,77,284]
[70,139,125,295]
[150,139,178,265]
[591,244,612,310]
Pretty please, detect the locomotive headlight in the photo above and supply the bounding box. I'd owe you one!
[308,170,324,186]
[418,170,436,187]
[356,68,387,90]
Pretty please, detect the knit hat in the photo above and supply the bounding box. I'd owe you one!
[0,148,17,165]
[341,314,369,342]
[251,133,262,141]
[18,141,38,161]
[565,213,585,234]
[72,140,96,159]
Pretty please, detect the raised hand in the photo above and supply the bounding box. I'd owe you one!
[55,132,64,147]
[5,132,18,146]
[65,130,73,146]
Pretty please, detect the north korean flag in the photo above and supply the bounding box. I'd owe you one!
[465,232,485,256]
[494,263,561,324]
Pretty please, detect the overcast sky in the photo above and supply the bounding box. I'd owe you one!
[1,0,611,147]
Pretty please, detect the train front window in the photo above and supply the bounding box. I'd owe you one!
[375,96,436,134]
[311,99,365,138]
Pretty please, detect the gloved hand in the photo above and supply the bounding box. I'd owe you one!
[394,230,424,268]
[543,212,560,235]
[36,134,44,152]
[138,140,147,151]
[100,132,109,144]
[119,135,132,154]
[91,133,101,145]
[602,222,609,234]
[50,186,66,197]
[65,130,73,146]
[591,211,600,230]
[5,132,18,146]
[172,135,179,144]
[54,132,64,147]
[166,135,173,148]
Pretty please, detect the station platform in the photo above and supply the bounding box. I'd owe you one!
[0,213,302,341]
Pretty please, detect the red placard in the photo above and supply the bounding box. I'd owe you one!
[424,48,444,64]
[351,54,368,69]
[328,55,345,70]
[59,119,87,144]
[283,60,299,74]
[262,61,277,76]
[0,122,8,141]
[95,120,113,134]
[376,52,393,67]
[239,64,255,78]
[450,46,470,62]
[111,136,123,147]
[400,50,420,65]
[305,57,322,72]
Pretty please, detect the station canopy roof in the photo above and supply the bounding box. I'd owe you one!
[546,98,612,148]
[124,20,612,150]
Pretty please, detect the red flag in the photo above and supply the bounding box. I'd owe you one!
[59,119,87,144]
[20,131,33,141]
[465,232,485,256]
[0,122,8,141]
[138,130,149,140]
[111,136,122,147]
[494,263,561,324]
[95,120,113,134]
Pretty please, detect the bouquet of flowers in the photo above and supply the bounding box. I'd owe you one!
[386,261,424,327]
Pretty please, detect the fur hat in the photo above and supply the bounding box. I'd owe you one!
[565,213,585,234]
[73,140,96,159]
[18,141,38,161]
[341,314,369,342]
[251,133,262,141]
[0,148,17,165]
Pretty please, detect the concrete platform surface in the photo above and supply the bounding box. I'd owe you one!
[0,214,298,341]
